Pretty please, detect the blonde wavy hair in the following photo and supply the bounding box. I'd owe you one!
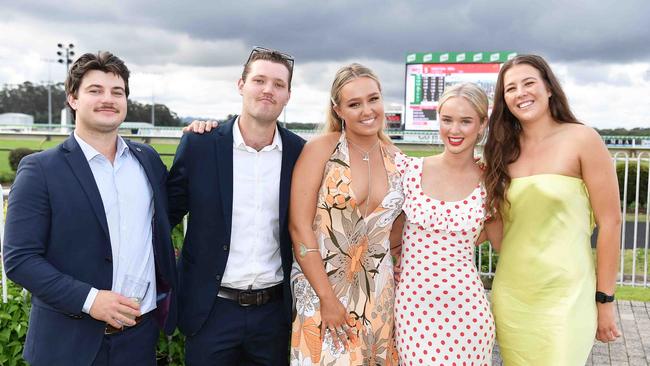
[323,63,391,144]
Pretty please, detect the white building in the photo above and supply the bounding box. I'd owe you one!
[0,113,34,126]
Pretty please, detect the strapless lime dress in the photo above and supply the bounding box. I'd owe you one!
[491,174,597,365]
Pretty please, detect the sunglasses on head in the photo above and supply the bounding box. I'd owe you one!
[246,46,295,75]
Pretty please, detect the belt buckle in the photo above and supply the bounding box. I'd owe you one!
[238,289,264,306]
[105,324,121,335]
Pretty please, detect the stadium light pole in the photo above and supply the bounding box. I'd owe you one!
[57,43,75,126]
[41,58,58,126]
[57,43,75,70]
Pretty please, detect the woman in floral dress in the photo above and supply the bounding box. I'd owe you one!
[289,64,404,365]
[392,83,499,365]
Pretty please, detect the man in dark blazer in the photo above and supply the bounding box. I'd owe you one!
[168,47,304,365]
[3,51,177,365]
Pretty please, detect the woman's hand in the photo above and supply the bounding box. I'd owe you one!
[319,295,355,350]
[596,302,621,342]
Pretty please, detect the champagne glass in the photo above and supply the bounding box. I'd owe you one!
[119,275,149,324]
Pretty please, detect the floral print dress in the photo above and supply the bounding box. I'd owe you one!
[290,132,404,365]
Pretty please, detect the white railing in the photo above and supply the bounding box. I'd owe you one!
[476,152,650,288]
[1,187,6,303]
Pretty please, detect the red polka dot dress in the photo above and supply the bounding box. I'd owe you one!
[394,156,495,365]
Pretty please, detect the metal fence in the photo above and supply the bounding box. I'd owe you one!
[476,152,650,288]
[1,153,649,304]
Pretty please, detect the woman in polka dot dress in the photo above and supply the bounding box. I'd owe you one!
[392,83,499,365]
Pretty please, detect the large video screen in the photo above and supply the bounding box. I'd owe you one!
[404,52,516,131]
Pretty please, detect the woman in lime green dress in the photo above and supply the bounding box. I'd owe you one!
[483,55,622,365]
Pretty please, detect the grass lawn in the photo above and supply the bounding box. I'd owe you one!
[598,249,650,276]
[0,137,180,173]
[616,285,650,302]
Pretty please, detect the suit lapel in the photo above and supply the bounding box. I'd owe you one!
[61,135,110,240]
[216,119,235,238]
[278,126,294,232]
[125,140,158,197]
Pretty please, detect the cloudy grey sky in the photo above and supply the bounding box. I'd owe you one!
[1,0,649,128]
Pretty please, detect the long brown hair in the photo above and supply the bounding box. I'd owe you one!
[483,54,581,215]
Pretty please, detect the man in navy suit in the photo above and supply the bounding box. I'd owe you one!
[168,47,304,365]
[3,51,177,365]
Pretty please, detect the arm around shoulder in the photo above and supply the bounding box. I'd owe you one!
[167,133,193,227]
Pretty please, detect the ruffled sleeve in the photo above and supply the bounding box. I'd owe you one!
[394,152,412,197]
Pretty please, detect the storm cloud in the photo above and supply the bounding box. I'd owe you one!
[1,0,648,127]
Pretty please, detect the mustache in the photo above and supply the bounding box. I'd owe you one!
[257,96,276,104]
[94,105,120,113]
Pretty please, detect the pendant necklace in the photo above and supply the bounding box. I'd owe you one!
[347,138,380,218]
[347,139,379,162]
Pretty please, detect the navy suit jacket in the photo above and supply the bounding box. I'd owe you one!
[3,135,178,366]
[168,116,305,336]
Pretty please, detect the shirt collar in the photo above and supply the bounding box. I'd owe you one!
[74,131,130,162]
[233,116,283,152]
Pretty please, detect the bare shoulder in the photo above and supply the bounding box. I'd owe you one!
[382,142,403,156]
[552,123,600,148]
[560,122,597,138]
[566,123,603,146]
[299,132,340,162]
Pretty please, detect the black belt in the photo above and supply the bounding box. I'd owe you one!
[217,284,283,307]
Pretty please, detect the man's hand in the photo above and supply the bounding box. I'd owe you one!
[89,290,141,328]
[182,120,218,134]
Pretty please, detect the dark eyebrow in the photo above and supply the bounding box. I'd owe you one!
[506,76,537,87]
[84,84,125,92]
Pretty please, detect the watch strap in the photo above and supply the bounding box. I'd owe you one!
[595,291,615,303]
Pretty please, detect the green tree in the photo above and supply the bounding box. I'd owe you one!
[0,82,66,123]
[0,82,182,127]
[125,100,181,126]
[596,127,650,136]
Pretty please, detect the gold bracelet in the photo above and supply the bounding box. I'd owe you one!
[298,243,320,258]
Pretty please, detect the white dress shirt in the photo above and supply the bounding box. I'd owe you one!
[221,118,284,290]
[75,132,157,315]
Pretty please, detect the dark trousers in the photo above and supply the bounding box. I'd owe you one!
[185,297,290,366]
[92,314,159,366]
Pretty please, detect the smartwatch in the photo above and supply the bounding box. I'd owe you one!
[595,291,615,303]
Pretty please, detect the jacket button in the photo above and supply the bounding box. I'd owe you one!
[105,257,112,263]
[216,274,221,281]
[223,245,228,251]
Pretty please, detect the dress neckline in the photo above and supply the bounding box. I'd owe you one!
[510,173,583,182]
[339,131,393,219]
[414,157,483,204]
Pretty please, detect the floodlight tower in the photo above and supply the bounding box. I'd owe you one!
[57,43,75,70]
